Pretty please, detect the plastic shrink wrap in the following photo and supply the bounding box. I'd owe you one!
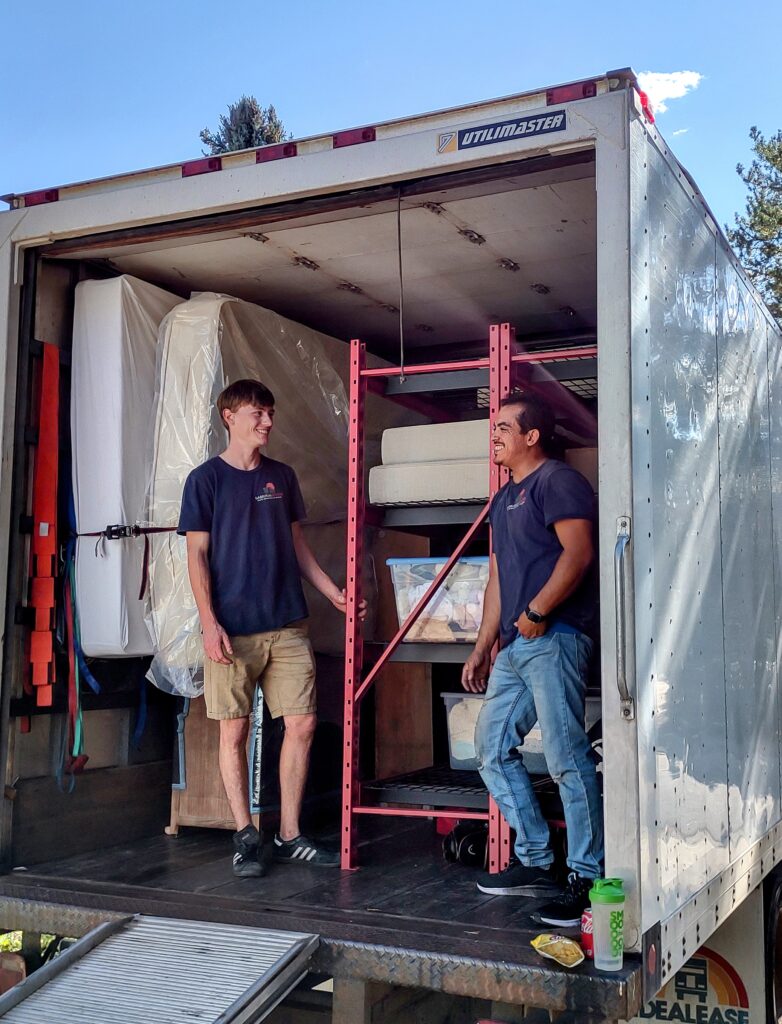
[70,275,180,656]
[144,294,407,696]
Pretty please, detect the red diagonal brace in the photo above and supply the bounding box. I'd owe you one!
[354,501,490,704]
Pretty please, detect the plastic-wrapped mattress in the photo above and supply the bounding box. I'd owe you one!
[144,294,410,695]
[70,275,180,656]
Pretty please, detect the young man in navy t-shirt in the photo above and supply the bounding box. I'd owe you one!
[461,394,603,926]
[178,378,362,877]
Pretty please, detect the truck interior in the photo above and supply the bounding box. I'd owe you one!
[0,147,610,982]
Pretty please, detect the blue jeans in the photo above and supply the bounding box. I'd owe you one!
[475,630,603,878]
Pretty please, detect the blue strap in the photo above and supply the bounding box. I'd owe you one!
[61,537,101,695]
[132,677,148,748]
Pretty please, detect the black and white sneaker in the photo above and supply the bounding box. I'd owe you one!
[537,872,594,926]
[232,824,266,878]
[476,857,559,896]
[273,834,340,868]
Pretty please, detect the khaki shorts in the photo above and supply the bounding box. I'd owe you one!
[204,621,316,721]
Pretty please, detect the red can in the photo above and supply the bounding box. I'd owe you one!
[581,908,594,959]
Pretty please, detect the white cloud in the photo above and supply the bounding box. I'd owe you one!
[637,71,703,114]
[672,128,689,137]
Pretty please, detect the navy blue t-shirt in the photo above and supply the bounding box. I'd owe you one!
[489,459,596,645]
[177,455,308,637]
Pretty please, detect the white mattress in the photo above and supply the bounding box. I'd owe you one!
[369,459,489,505]
[381,419,488,464]
[144,294,412,695]
[373,419,490,506]
[70,276,180,657]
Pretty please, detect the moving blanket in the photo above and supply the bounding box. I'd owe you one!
[70,276,180,657]
[145,293,406,696]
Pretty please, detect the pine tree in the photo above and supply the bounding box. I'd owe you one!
[200,95,288,155]
[728,126,782,322]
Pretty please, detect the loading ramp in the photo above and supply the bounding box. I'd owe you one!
[0,915,318,1022]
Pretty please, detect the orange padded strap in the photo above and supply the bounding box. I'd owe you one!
[28,342,59,705]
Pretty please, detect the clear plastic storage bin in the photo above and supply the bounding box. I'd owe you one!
[386,556,489,642]
[442,693,549,773]
[442,693,484,770]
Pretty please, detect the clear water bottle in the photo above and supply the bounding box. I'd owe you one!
[589,878,625,971]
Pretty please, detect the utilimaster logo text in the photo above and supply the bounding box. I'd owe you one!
[437,111,567,153]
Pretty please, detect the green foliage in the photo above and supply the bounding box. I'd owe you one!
[200,95,289,155]
[0,932,55,953]
[0,932,20,952]
[728,126,782,323]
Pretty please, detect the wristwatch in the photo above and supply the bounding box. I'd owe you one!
[524,605,546,624]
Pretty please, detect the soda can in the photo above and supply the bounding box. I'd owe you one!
[581,908,594,959]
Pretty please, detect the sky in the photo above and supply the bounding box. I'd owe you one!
[2,0,781,230]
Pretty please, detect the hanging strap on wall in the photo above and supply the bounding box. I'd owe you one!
[78,524,176,600]
[56,559,90,793]
[29,342,60,707]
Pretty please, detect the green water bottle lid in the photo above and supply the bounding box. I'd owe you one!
[589,878,625,904]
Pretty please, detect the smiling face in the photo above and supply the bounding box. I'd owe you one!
[491,401,539,468]
[223,402,275,449]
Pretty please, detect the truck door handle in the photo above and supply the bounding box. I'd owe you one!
[614,516,635,720]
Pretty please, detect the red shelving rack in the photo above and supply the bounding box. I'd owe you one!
[341,323,598,870]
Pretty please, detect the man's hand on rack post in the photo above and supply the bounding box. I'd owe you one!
[462,646,491,693]
[331,588,368,620]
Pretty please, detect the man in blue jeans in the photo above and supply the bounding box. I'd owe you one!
[461,393,603,927]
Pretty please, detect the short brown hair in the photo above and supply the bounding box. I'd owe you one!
[217,379,275,431]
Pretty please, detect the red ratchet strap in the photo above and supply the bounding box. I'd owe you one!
[29,343,59,707]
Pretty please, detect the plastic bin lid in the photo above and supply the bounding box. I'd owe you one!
[589,878,625,903]
[385,556,489,566]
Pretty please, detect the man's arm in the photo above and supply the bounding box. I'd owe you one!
[517,518,594,639]
[461,554,500,693]
[291,523,367,618]
[185,531,234,664]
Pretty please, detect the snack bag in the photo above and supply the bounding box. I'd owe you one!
[531,933,585,968]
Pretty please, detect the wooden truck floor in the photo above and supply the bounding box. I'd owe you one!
[0,819,641,1020]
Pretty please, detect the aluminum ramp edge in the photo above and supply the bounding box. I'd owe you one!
[0,915,319,1023]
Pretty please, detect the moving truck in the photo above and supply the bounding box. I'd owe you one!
[0,68,780,1023]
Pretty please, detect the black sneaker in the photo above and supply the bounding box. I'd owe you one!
[232,825,265,878]
[273,834,340,868]
[537,872,593,926]
[476,857,559,896]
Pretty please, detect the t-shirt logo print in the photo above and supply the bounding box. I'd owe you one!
[506,488,527,511]
[255,481,283,503]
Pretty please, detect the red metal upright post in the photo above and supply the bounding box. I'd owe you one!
[487,323,513,872]
[341,339,366,869]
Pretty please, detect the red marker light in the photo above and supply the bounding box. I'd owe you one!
[638,90,655,124]
[181,157,222,177]
[22,188,59,207]
[333,127,376,149]
[256,142,298,163]
[546,80,598,105]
